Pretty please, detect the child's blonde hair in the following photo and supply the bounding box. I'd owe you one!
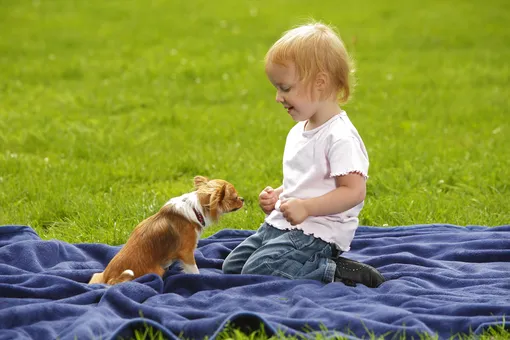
[265,22,354,103]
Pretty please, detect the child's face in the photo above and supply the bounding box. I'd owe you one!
[265,62,321,123]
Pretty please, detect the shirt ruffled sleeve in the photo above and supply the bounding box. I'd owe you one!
[328,136,369,179]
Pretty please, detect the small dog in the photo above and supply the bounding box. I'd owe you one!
[89,176,244,285]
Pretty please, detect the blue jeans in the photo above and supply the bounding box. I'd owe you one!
[222,223,337,283]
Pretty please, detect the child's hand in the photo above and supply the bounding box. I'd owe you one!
[280,198,309,225]
[259,186,278,214]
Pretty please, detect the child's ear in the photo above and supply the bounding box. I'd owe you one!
[315,72,328,91]
[194,176,209,189]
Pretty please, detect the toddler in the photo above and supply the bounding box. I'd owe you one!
[223,22,385,287]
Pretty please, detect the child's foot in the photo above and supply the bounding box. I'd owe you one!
[334,256,385,288]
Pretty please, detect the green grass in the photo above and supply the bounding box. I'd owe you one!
[1,0,509,339]
[130,321,510,340]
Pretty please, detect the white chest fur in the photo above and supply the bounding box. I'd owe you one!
[164,192,212,228]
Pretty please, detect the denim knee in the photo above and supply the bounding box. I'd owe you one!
[222,255,237,274]
[222,224,268,274]
[241,228,335,282]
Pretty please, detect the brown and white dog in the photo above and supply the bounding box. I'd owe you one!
[88,176,244,285]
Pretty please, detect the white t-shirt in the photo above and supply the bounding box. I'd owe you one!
[265,111,369,251]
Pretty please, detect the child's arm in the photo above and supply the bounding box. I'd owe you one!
[279,173,365,225]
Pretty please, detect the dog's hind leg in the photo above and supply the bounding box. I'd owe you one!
[89,272,105,284]
[107,269,135,285]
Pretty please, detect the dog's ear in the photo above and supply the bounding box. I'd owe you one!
[208,183,226,221]
[194,176,209,189]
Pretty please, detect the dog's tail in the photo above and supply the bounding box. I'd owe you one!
[107,269,135,285]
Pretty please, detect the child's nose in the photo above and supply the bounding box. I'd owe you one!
[275,92,284,103]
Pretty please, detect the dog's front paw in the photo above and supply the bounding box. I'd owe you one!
[181,263,200,274]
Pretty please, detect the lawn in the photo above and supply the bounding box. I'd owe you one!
[1,0,509,338]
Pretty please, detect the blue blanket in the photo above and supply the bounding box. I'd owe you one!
[0,224,509,340]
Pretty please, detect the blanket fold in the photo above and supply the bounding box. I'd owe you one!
[0,224,509,340]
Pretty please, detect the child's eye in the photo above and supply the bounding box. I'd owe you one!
[281,87,291,92]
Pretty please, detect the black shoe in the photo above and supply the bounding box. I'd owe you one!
[334,256,385,288]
